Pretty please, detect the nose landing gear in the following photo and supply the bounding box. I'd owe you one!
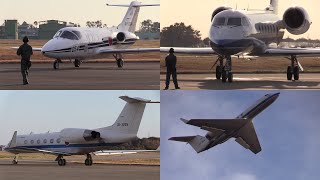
[215,55,233,83]
[113,54,124,68]
[84,154,93,166]
[287,55,302,81]
[56,155,66,166]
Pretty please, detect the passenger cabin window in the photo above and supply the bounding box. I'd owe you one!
[37,140,40,144]
[31,140,34,144]
[57,138,61,143]
[24,140,27,144]
[60,31,79,40]
[50,139,54,143]
[43,139,47,144]
[213,17,226,26]
[227,18,241,26]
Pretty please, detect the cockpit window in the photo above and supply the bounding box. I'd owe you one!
[60,31,79,40]
[227,18,242,26]
[242,17,249,26]
[72,31,82,39]
[53,30,62,38]
[213,17,226,26]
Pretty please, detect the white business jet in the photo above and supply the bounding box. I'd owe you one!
[4,96,159,166]
[23,1,159,69]
[161,0,320,82]
[170,93,279,154]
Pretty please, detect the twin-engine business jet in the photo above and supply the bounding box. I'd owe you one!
[22,1,159,69]
[4,96,159,166]
[169,93,279,154]
[161,0,320,82]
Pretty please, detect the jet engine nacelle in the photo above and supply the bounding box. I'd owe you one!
[282,7,311,35]
[60,128,101,143]
[114,32,138,42]
[211,6,231,22]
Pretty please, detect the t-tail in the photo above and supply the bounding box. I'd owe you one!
[100,96,159,135]
[107,1,160,32]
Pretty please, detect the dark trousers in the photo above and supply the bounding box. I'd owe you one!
[165,68,179,88]
[21,60,30,83]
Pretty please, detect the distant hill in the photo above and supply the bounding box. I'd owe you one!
[103,137,160,150]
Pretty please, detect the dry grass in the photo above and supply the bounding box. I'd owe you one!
[0,39,159,62]
[160,54,320,73]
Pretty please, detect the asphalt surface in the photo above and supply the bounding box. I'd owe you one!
[0,160,159,180]
[0,62,159,90]
[160,73,320,89]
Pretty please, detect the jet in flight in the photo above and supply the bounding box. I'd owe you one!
[161,0,320,82]
[4,96,159,166]
[15,1,159,69]
[169,93,280,154]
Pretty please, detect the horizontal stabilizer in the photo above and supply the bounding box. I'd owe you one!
[235,122,261,154]
[107,3,160,7]
[119,96,159,103]
[169,135,210,153]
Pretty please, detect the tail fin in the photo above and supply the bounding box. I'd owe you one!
[7,131,17,148]
[169,135,210,153]
[107,1,159,32]
[104,96,159,135]
[269,0,278,14]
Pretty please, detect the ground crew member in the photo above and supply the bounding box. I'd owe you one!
[164,48,180,90]
[17,36,33,85]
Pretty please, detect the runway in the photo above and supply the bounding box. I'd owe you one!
[0,160,159,180]
[160,73,320,89]
[0,62,159,90]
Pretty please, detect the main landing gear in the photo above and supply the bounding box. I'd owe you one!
[113,54,124,68]
[287,55,302,81]
[12,155,18,165]
[74,59,81,68]
[84,154,93,166]
[215,55,233,83]
[56,155,66,166]
[53,59,62,70]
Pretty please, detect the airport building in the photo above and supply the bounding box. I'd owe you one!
[0,20,19,39]
[18,21,38,39]
[38,20,68,39]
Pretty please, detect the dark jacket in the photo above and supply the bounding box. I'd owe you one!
[165,53,177,71]
[17,43,33,61]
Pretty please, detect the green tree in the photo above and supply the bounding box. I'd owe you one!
[160,22,202,47]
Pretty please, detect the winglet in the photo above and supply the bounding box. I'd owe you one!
[7,131,17,148]
[180,118,189,124]
[119,96,159,103]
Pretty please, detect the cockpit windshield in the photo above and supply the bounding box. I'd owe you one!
[60,31,80,40]
[213,17,226,26]
[227,18,242,26]
[53,30,62,38]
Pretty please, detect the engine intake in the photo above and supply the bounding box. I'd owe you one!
[116,32,126,42]
[60,128,101,143]
[211,6,231,22]
[283,7,311,35]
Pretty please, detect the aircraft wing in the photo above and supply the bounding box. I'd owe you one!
[264,48,320,56]
[234,122,261,154]
[161,47,215,54]
[93,148,159,156]
[12,47,42,51]
[181,118,247,131]
[169,136,197,142]
[98,48,159,54]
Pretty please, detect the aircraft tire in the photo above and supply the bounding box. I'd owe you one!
[58,159,64,166]
[74,59,80,68]
[228,72,233,83]
[221,69,227,83]
[53,61,59,70]
[117,58,124,68]
[287,66,292,80]
[12,160,18,165]
[216,65,221,79]
[293,66,299,80]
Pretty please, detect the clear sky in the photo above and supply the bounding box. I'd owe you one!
[161,90,320,180]
[161,0,320,39]
[0,0,160,28]
[0,90,160,145]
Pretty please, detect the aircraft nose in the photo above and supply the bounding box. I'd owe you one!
[42,40,54,53]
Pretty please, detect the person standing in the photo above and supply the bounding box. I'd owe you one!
[164,48,180,90]
[17,36,33,85]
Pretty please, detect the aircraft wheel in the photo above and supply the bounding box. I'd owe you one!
[85,159,93,166]
[221,69,227,83]
[53,60,60,70]
[117,58,124,68]
[216,65,221,79]
[287,66,292,80]
[12,160,18,165]
[74,59,80,68]
[62,159,66,166]
[58,159,64,166]
[293,66,299,80]
[228,72,233,83]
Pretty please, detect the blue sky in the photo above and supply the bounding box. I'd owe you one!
[0,90,160,145]
[161,90,320,180]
